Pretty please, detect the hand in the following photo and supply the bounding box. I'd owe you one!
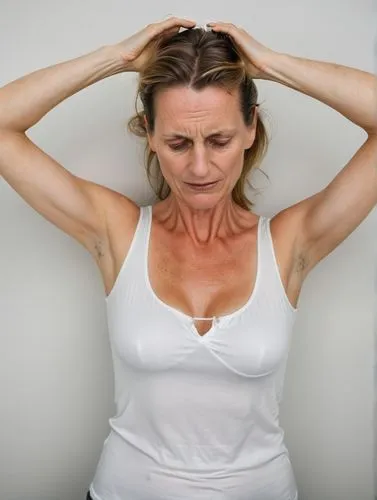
[114,17,196,72]
[207,22,276,79]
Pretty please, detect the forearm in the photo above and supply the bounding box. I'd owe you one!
[0,45,126,133]
[263,52,377,135]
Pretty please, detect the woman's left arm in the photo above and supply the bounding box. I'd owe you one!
[208,20,377,271]
[263,53,377,272]
[264,53,377,136]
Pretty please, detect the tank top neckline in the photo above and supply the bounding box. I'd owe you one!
[143,204,263,325]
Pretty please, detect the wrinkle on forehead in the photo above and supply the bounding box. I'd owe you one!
[154,86,242,137]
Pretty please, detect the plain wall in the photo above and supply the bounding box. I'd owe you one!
[0,1,376,499]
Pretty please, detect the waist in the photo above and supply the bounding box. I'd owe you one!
[91,430,297,499]
[110,417,287,469]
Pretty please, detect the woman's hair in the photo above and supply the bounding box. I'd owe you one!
[127,27,269,210]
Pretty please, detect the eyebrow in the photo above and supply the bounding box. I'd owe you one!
[162,129,237,140]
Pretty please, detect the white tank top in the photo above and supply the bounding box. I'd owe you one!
[89,205,299,500]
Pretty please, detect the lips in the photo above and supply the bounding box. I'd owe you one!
[186,181,217,186]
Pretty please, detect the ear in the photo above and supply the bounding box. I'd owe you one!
[144,114,155,152]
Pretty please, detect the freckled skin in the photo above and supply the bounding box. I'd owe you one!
[145,85,257,246]
[97,86,306,314]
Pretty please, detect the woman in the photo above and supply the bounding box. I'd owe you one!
[1,16,376,500]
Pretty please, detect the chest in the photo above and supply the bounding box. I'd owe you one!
[102,208,301,337]
[108,218,296,374]
[148,229,258,324]
[147,217,296,336]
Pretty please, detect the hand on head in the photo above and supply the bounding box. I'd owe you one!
[115,17,196,72]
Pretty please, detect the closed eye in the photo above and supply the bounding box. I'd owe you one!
[212,140,231,148]
[168,139,231,151]
[168,142,189,151]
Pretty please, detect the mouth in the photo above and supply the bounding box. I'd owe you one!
[185,180,219,190]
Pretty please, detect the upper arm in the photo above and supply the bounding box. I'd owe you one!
[0,129,122,252]
[285,133,377,276]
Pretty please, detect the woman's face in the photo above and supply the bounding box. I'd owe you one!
[146,85,257,201]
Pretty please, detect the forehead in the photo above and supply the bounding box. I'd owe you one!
[153,86,242,132]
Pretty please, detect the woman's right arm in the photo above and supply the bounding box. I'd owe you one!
[0,15,196,133]
[0,18,195,257]
[0,45,132,257]
[0,45,125,133]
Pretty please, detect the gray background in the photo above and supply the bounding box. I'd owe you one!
[0,0,376,499]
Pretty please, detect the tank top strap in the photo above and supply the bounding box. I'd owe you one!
[257,214,298,313]
[256,215,278,280]
[135,204,152,272]
[105,204,150,304]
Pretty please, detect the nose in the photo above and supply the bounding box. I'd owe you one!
[190,144,211,177]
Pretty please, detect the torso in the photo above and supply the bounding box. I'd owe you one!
[92,197,307,336]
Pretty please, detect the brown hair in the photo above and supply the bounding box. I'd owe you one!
[127,28,269,210]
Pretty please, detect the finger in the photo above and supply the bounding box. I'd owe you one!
[206,22,250,59]
[155,21,186,42]
[156,16,196,30]
[160,26,181,40]
[207,21,237,33]
[144,17,194,41]
[207,22,247,48]
[163,27,180,35]
[163,24,182,35]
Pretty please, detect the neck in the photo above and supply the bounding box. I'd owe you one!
[153,194,253,249]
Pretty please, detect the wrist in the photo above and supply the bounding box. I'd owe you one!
[260,52,295,84]
[100,44,132,73]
